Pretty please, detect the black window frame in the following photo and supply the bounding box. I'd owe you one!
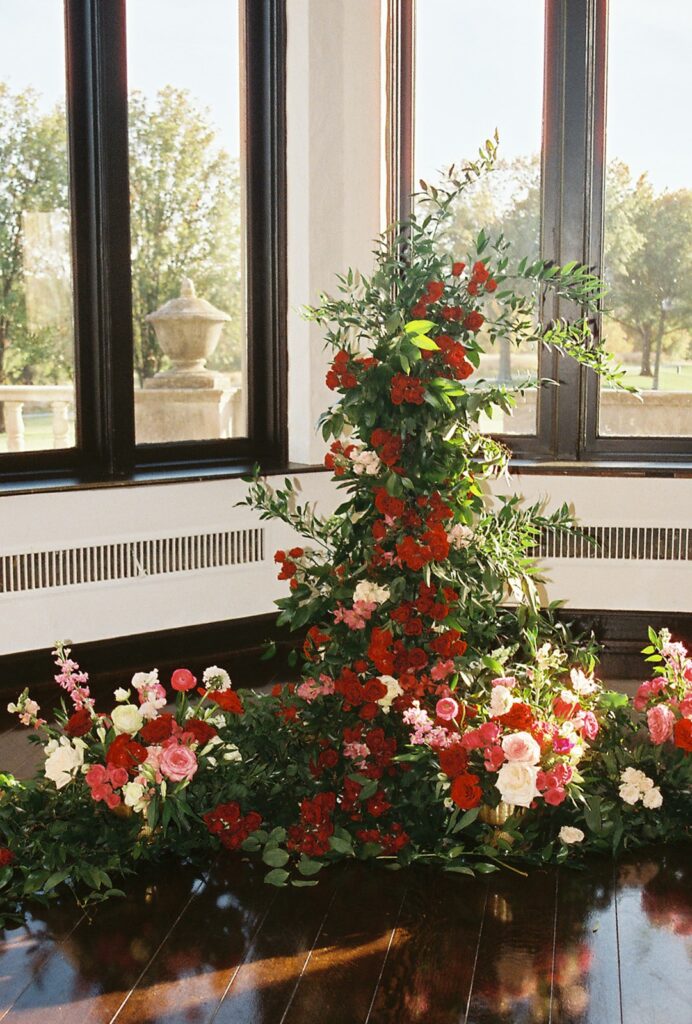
[0,0,287,489]
[391,0,692,471]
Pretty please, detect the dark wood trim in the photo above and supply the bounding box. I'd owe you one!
[0,612,301,695]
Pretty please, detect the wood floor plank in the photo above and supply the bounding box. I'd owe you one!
[2,861,207,1024]
[366,867,488,1024]
[550,862,622,1024]
[616,846,692,1024]
[279,863,408,1024]
[465,866,558,1024]
[113,858,276,1024]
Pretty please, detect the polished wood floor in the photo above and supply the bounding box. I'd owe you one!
[1,689,690,1023]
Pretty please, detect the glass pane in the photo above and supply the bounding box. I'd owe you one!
[127,0,247,444]
[600,0,692,436]
[414,0,544,435]
[0,0,75,453]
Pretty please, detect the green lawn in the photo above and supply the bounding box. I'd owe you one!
[618,364,692,391]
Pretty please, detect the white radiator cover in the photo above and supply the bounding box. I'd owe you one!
[0,472,690,656]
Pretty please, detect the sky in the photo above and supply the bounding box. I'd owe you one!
[0,0,689,191]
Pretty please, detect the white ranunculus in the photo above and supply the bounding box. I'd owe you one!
[131,670,159,692]
[377,675,403,714]
[111,704,144,736]
[44,737,85,789]
[496,762,539,808]
[559,826,585,845]
[642,786,663,809]
[113,687,131,702]
[447,523,473,550]
[203,666,232,691]
[353,580,390,606]
[619,782,641,805]
[223,744,243,763]
[489,685,515,718]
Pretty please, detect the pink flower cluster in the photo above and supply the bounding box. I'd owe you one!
[537,763,573,806]
[296,675,336,702]
[53,644,94,711]
[403,701,456,748]
[86,764,128,809]
[333,600,377,630]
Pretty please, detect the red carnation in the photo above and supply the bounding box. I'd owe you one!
[64,708,93,738]
[498,702,534,731]
[106,734,147,773]
[438,744,469,778]
[208,689,245,715]
[140,713,176,744]
[450,772,482,810]
[183,718,218,746]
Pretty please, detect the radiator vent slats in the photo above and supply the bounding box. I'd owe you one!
[0,527,265,595]
[535,525,691,561]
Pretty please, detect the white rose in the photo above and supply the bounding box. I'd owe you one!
[619,782,641,805]
[642,786,663,809]
[44,737,85,790]
[111,704,144,736]
[122,781,147,812]
[353,580,390,605]
[447,523,473,550]
[377,675,403,714]
[203,666,232,691]
[114,687,131,702]
[489,685,515,718]
[638,774,654,792]
[223,744,243,763]
[621,767,646,788]
[496,762,539,808]
[131,670,159,692]
[559,826,585,845]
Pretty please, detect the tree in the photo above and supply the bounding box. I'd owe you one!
[128,87,242,386]
[0,84,71,404]
[604,163,692,379]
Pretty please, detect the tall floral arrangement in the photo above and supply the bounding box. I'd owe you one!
[0,145,689,919]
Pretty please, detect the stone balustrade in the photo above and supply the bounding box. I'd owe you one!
[0,385,74,451]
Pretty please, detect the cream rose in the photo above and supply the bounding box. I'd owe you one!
[353,580,390,605]
[559,826,585,844]
[501,731,541,765]
[496,762,539,808]
[377,675,403,713]
[642,786,663,809]
[44,737,85,789]
[122,781,148,813]
[489,684,514,718]
[619,782,641,805]
[111,704,144,736]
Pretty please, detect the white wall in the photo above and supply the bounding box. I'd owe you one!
[0,0,690,658]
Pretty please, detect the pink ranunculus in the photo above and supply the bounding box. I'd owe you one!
[647,703,675,745]
[160,743,198,783]
[544,786,567,806]
[484,745,505,771]
[85,764,107,788]
[576,710,599,740]
[502,731,541,765]
[436,697,459,722]
[171,668,197,692]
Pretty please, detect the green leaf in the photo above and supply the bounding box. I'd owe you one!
[291,879,319,887]
[404,319,435,336]
[444,865,475,876]
[297,856,324,877]
[455,807,480,830]
[409,334,440,351]
[263,846,290,868]
[264,868,290,887]
[43,869,70,892]
[329,835,354,855]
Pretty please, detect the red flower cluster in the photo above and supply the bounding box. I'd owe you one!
[355,824,409,855]
[0,847,15,868]
[435,334,474,381]
[467,260,497,296]
[438,744,469,778]
[370,428,402,467]
[410,279,445,318]
[106,734,146,773]
[324,438,356,475]
[397,523,449,569]
[203,801,263,851]
[430,629,468,659]
[274,547,304,582]
[287,791,336,857]
[303,625,331,661]
[207,689,244,715]
[463,310,485,332]
[140,713,176,744]
[325,350,357,390]
[64,708,93,738]
[390,372,426,406]
[368,627,395,675]
[374,488,405,520]
[335,668,387,719]
[441,305,466,322]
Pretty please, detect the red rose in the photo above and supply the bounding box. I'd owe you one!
[64,708,93,738]
[289,547,304,558]
[463,310,485,332]
[673,717,692,752]
[425,280,444,303]
[140,712,176,744]
[0,847,15,868]
[452,261,465,276]
[404,618,423,636]
[438,744,469,778]
[183,718,218,746]
[450,772,482,810]
[106,734,147,773]
[318,747,339,770]
[171,668,197,692]
[472,260,489,282]
[208,690,245,715]
[485,278,497,292]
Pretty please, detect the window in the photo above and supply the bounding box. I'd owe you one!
[0,0,286,486]
[393,0,692,464]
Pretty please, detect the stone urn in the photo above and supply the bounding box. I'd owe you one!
[145,277,231,389]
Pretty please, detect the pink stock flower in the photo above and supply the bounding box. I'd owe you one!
[53,645,94,711]
[647,703,675,745]
[343,741,369,766]
[160,743,198,783]
[435,697,459,722]
[333,601,376,630]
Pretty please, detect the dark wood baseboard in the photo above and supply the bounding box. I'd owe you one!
[1,607,690,698]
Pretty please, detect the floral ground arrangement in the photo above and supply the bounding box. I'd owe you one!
[1,144,690,921]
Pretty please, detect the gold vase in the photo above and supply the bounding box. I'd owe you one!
[479,801,520,826]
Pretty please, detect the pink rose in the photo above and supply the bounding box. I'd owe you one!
[85,765,107,788]
[647,703,675,745]
[544,786,567,806]
[108,766,129,789]
[436,697,459,722]
[575,710,599,740]
[502,731,541,765]
[160,743,198,782]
